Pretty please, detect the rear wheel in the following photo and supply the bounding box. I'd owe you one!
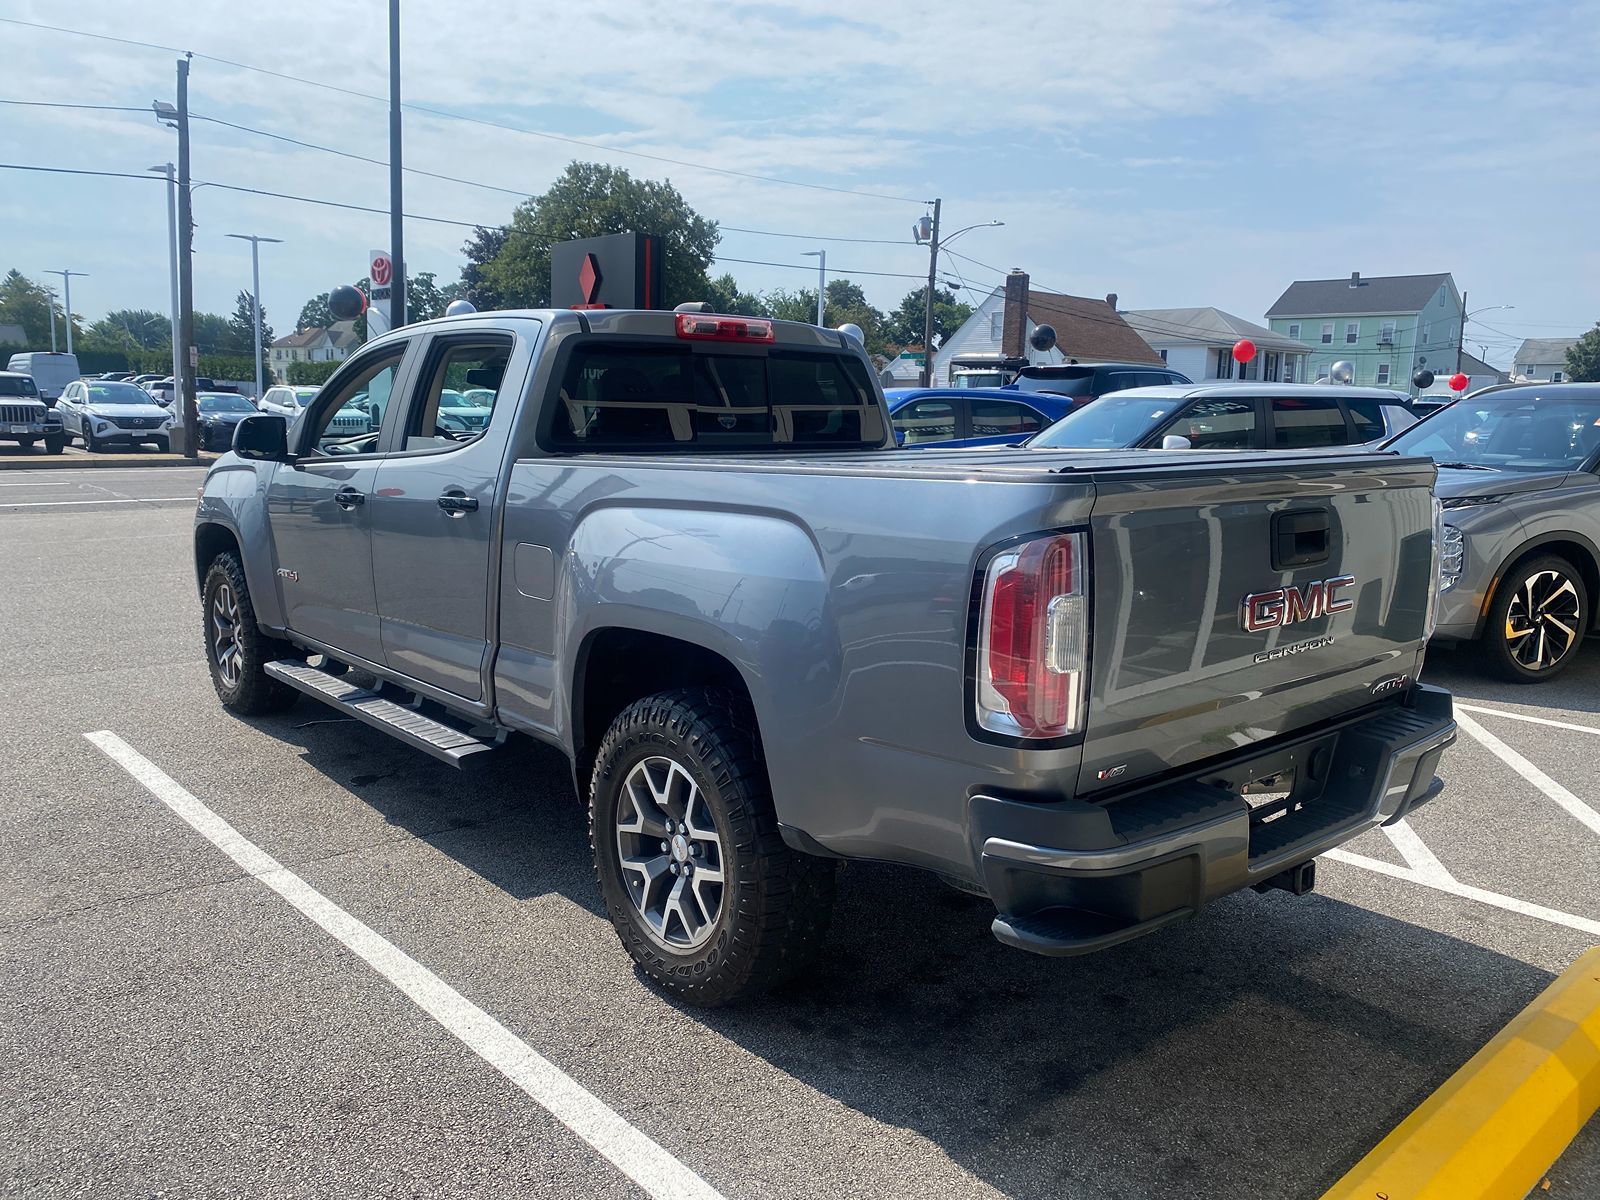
[1481,554,1588,682]
[589,688,835,1006]
[202,552,300,714]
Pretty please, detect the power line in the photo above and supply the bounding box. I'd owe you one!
[710,255,929,282]
[0,98,150,113]
[0,162,163,182]
[721,225,908,246]
[0,15,923,205]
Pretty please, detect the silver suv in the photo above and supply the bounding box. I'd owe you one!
[1386,382,1600,681]
[0,371,66,454]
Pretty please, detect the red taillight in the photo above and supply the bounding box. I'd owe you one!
[675,313,776,343]
[976,532,1088,738]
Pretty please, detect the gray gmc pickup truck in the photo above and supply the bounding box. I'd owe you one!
[195,308,1457,1005]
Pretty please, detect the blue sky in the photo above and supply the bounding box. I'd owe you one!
[3,0,1596,365]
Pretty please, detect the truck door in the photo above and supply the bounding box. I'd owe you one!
[265,343,410,665]
[368,330,522,703]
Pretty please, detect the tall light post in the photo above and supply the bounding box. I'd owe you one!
[226,233,282,400]
[1458,299,1514,373]
[148,164,182,401]
[388,0,406,330]
[913,214,1003,386]
[44,270,87,355]
[153,62,199,459]
[802,250,826,326]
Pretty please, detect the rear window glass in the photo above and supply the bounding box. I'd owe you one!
[550,345,885,450]
[970,398,1044,437]
[1345,399,1388,441]
[0,376,39,396]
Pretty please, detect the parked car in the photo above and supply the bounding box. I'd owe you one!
[885,387,1071,449]
[131,373,167,388]
[1024,383,1418,452]
[57,379,175,451]
[1006,361,1192,407]
[0,371,67,453]
[147,376,218,406]
[6,351,81,403]
[194,306,1455,1005]
[197,391,260,450]
[97,371,136,382]
[257,385,320,422]
[1385,382,1600,682]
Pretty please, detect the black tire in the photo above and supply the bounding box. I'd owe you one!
[1480,554,1589,683]
[201,552,300,714]
[589,688,835,1006]
[153,436,170,454]
[81,424,97,452]
[16,436,35,448]
[43,433,65,455]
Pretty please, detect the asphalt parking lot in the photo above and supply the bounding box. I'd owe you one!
[2,465,1596,1199]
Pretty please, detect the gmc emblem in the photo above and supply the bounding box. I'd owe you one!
[1241,575,1355,632]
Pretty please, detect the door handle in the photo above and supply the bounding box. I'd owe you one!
[334,487,366,510]
[438,491,479,516]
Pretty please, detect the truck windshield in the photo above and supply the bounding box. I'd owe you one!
[0,376,39,396]
[1388,397,1600,471]
[1026,395,1174,448]
[550,344,885,450]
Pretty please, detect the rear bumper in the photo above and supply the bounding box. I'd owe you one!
[971,685,1456,956]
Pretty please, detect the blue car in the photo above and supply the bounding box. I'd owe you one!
[885,387,1073,449]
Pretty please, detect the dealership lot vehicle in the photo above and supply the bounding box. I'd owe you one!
[885,385,1070,448]
[1,472,1595,1200]
[257,384,318,421]
[1008,360,1192,404]
[56,378,175,451]
[1025,382,1418,452]
[196,391,260,450]
[194,308,1453,1006]
[1387,382,1600,682]
[6,350,80,402]
[0,371,67,454]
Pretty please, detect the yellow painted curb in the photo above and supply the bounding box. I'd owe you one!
[1322,945,1600,1200]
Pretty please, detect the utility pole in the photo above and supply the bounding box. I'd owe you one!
[175,55,199,458]
[1455,289,1467,374]
[149,164,182,403]
[802,250,826,325]
[920,198,941,387]
[45,270,87,355]
[388,0,406,331]
[226,234,282,401]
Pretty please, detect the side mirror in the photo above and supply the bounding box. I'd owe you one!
[1161,434,1192,450]
[233,413,291,461]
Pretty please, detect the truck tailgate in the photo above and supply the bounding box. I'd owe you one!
[1076,454,1437,796]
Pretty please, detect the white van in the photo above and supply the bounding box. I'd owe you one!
[6,352,81,402]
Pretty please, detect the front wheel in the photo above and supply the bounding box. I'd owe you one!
[589,688,835,1006]
[81,425,98,452]
[1480,554,1589,682]
[153,436,170,454]
[16,436,35,448]
[202,552,300,714]
[43,433,65,454]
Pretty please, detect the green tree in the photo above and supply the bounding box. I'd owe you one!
[458,225,509,311]
[703,272,764,316]
[87,309,171,351]
[1566,323,1600,383]
[822,279,889,355]
[191,312,232,355]
[296,292,333,331]
[885,287,973,349]
[223,290,273,356]
[407,271,447,322]
[483,162,718,308]
[761,288,816,323]
[0,269,68,348]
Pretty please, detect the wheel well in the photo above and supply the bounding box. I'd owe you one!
[574,629,751,778]
[194,523,242,591]
[1490,538,1600,631]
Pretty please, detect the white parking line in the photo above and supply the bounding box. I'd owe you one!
[1324,849,1600,936]
[0,496,194,508]
[84,730,725,1200]
[1380,819,1453,885]
[1455,709,1600,837]
[1457,703,1600,737]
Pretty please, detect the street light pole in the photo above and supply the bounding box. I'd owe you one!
[919,199,941,387]
[802,250,826,325]
[47,289,57,352]
[45,270,87,356]
[388,0,406,330]
[149,164,182,401]
[226,234,282,401]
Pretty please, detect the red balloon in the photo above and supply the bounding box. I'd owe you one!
[1448,373,1470,392]
[1231,338,1257,364]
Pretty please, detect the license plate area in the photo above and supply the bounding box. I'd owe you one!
[9,424,28,434]
[1198,731,1339,832]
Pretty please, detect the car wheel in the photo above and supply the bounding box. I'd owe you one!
[43,433,65,455]
[16,436,35,448]
[202,552,300,715]
[589,688,835,1007]
[154,436,170,454]
[1480,554,1589,683]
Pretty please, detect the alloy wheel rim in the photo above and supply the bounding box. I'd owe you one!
[211,582,243,688]
[615,756,726,950]
[1505,569,1581,671]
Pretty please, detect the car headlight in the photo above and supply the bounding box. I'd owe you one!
[1439,524,1465,593]
[1441,494,1507,510]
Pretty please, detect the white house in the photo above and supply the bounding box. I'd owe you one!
[268,320,361,380]
[1122,307,1313,384]
[1510,337,1580,383]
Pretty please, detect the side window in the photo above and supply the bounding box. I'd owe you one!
[402,338,512,452]
[1103,372,1140,393]
[302,348,406,456]
[969,398,1044,437]
[1344,399,1387,442]
[1172,398,1256,449]
[1271,396,1348,449]
[895,398,959,445]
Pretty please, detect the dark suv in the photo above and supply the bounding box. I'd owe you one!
[1007,361,1192,406]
